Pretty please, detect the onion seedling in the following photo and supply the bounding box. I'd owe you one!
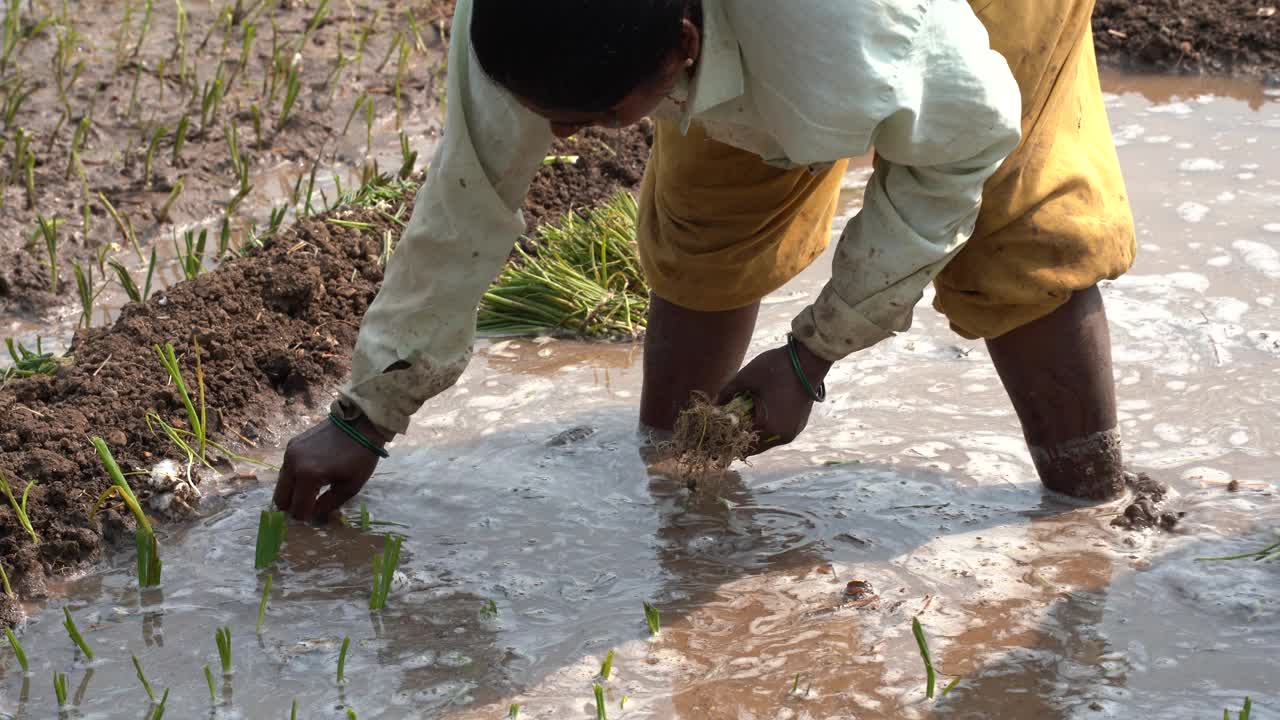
[255,510,287,569]
[91,436,162,587]
[5,627,27,673]
[600,649,614,681]
[157,178,184,223]
[62,607,94,660]
[336,636,350,685]
[643,602,661,637]
[132,655,156,702]
[368,534,403,610]
[0,471,38,544]
[73,262,105,328]
[215,626,231,674]
[53,671,68,706]
[256,574,272,634]
[593,683,607,720]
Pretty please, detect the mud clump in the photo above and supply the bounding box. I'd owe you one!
[1094,0,1280,79]
[1112,472,1185,531]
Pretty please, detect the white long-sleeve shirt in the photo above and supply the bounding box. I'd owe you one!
[341,0,1022,434]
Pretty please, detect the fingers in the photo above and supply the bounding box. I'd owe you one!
[313,480,362,520]
[714,377,746,406]
[288,472,319,522]
[272,451,297,513]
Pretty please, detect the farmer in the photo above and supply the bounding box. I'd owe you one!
[274,0,1136,521]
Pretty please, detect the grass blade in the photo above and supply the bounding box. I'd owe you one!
[257,574,272,634]
[593,683,607,720]
[0,471,39,544]
[912,617,936,699]
[643,601,660,637]
[62,607,94,660]
[600,649,614,681]
[337,636,350,685]
[132,655,156,702]
[5,627,28,673]
[215,625,231,674]
[203,664,216,705]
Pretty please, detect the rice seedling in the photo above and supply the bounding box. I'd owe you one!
[480,599,498,620]
[336,636,350,685]
[376,31,403,73]
[254,509,287,569]
[368,534,404,611]
[264,20,281,99]
[236,21,257,77]
[142,125,164,187]
[296,0,329,54]
[354,9,379,68]
[393,40,411,128]
[174,227,206,280]
[340,93,368,140]
[1,76,35,130]
[215,626,232,674]
[291,699,298,719]
[508,704,520,719]
[226,122,248,193]
[91,436,163,587]
[398,131,418,179]
[65,115,91,181]
[109,248,158,304]
[203,664,216,704]
[34,214,58,292]
[172,114,190,165]
[73,262,105,328]
[98,193,144,261]
[910,616,959,699]
[151,341,208,467]
[3,337,60,380]
[600,649,614,681]
[478,192,648,339]
[668,394,755,483]
[1198,539,1280,563]
[620,696,629,709]
[643,601,661,636]
[593,683,607,720]
[302,155,320,216]
[0,471,38,544]
[324,32,352,96]
[131,0,153,57]
[0,561,10,597]
[157,178,184,224]
[5,627,28,673]
[62,607,94,660]
[150,688,170,719]
[346,709,357,720]
[132,655,156,702]
[199,69,226,135]
[276,65,301,130]
[250,103,264,148]
[127,64,143,121]
[53,671,68,706]
[406,8,427,53]
[256,574,272,634]
[0,0,21,76]
[155,57,168,104]
[22,144,35,210]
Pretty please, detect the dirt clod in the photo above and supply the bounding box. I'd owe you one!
[667,394,756,487]
[1112,472,1182,531]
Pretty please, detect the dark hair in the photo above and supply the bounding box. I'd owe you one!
[471,0,702,114]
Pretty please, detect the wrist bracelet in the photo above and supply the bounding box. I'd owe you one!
[786,333,827,403]
[328,412,391,459]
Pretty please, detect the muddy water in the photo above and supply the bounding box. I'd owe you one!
[2,77,1278,719]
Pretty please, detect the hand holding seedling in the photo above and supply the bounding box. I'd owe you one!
[715,339,832,456]
[273,415,390,521]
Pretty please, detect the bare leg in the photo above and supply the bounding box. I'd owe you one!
[986,285,1124,500]
[640,294,760,432]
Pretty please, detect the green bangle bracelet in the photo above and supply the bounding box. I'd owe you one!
[329,412,390,459]
[786,333,827,403]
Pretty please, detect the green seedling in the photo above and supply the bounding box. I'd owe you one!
[369,534,404,610]
[127,64,143,120]
[62,607,94,660]
[174,228,206,280]
[276,65,301,130]
[132,0,153,57]
[508,704,520,719]
[91,437,162,586]
[236,21,257,76]
[911,617,960,699]
[0,471,38,544]
[256,574,272,634]
[600,649,614,681]
[156,340,206,460]
[155,57,168,103]
[2,77,35,130]
[5,627,28,673]
[172,114,190,165]
[0,562,10,597]
[480,599,498,620]
[108,248,157,304]
[354,9,379,67]
[157,178,184,223]
[594,683,607,720]
[215,626,231,674]
[150,688,170,719]
[35,214,58,291]
[346,709,357,720]
[398,131,417,179]
[302,155,320,215]
[73,262,105,328]
[217,217,231,259]
[97,193,143,261]
[203,664,216,704]
[1198,540,1280,563]
[340,93,369,141]
[255,510,287,569]
[54,671,68,706]
[143,125,164,187]
[21,132,35,210]
[296,0,329,54]
[393,40,410,128]
[132,655,156,702]
[643,601,661,637]
[250,103,264,148]
[337,636,350,685]
[358,503,370,530]
[620,696,629,710]
[291,699,298,719]
[3,337,60,380]
[227,123,246,189]
[376,31,402,73]
[264,20,281,100]
[69,116,90,183]
[0,0,20,76]
[406,8,427,53]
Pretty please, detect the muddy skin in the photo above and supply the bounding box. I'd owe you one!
[1030,428,1127,501]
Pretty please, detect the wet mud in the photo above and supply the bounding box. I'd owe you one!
[1094,0,1280,81]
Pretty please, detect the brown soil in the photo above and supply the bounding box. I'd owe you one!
[1094,0,1280,81]
[0,0,455,315]
[0,180,414,607]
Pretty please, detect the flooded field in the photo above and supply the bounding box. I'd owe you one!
[1,76,1277,719]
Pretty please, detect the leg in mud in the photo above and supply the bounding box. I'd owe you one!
[986,284,1125,500]
[639,294,760,434]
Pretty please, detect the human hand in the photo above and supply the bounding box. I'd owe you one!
[715,338,832,456]
[272,414,390,522]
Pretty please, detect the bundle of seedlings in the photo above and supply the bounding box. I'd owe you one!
[667,393,756,484]
[478,191,649,340]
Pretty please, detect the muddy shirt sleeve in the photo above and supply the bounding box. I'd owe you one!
[338,3,552,435]
[791,0,1022,362]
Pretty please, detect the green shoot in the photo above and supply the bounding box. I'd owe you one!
[131,0,153,57]
[151,688,170,719]
[792,672,801,694]
[296,0,329,54]
[73,262,104,328]
[912,616,945,699]
[5,627,27,673]
[256,574,272,634]
[292,699,298,719]
[0,562,10,597]
[255,510,287,569]
[359,503,370,530]
[54,671,68,706]
[393,39,410,128]
[250,103,264,148]
[21,131,35,210]
[276,65,301,130]
[340,93,368,140]
[368,534,404,610]
[941,676,961,697]
[108,248,157,304]
[3,337,60,380]
[0,471,38,544]
[157,177,184,223]
[98,192,144,261]
[508,704,520,719]
[156,340,207,463]
[1198,541,1280,563]
[398,131,417,179]
[132,655,156,702]
[143,125,165,187]
[406,8,427,53]
[227,123,247,191]
[65,115,91,181]
[175,228,206,280]
[172,114,190,165]
[643,601,661,637]
[302,155,320,215]
[336,636,350,685]
[1242,697,1253,720]
[91,436,162,586]
[600,649,614,681]
[236,21,257,77]
[480,599,498,620]
[35,214,58,292]
[62,607,94,660]
[203,664,216,704]
[593,683,607,720]
[376,31,402,73]
[215,626,231,674]
[620,695,629,710]
[346,709,357,720]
